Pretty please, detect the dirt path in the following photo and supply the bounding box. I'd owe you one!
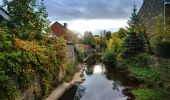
[44,64,85,100]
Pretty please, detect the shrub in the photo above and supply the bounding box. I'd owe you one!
[129,66,160,83]
[117,53,150,69]
[0,72,19,100]
[133,53,151,68]
[64,60,79,82]
[102,49,116,66]
[157,41,170,58]
[159,64,170,90]
[74,47,85,63]
[132,88,166,100]
[0,32,67,98]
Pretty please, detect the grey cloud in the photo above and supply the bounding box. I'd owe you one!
[45,0,143,21]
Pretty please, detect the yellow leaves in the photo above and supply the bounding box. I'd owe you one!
[14,38,44,54]
[14,37,67,82]
[106,35,123,51]
[23,65,34,77]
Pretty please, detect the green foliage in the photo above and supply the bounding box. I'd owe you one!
[157,41,170,58]
[121,32,146,58]
[102,49,116,66]
[0,72,19,100]
[2,0,50,40]
[117,53,150,69]
[0,11,67,100]
[106,34,123,52]
[129,67,160,83]
[159,64,170,90]
[74,47,85,63]
[156,14,166,41]
[105,31,112,41]
[83,32,96,46]
[127,5,142,33]
[133,53,151,68]
[64,60,79,82]
[117,28,127,39]
[0,0,67,98]
[132,88,166,100]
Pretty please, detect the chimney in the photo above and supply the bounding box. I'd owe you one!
[165,0,170,27]
[64,23,68,28]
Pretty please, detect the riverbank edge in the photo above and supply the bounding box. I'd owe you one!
[44,64,85,100]
[117,61,169,99]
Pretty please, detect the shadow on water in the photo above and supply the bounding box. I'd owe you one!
[59,62,140,100]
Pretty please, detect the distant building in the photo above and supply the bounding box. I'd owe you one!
[0,8,10,21]
[138,0,170,35]
[50,22,74,41]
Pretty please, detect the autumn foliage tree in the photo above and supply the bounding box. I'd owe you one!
[0,0,67,99]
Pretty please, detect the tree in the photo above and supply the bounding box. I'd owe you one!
[83,31,96,46]
[127,4,142,33]
[105,31,112,41]
[117,28,127,38]
[2,0,49,40]
[121,4,147,57]
[122,32,146,58]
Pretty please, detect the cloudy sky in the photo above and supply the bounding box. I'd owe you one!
[0,0,143,34]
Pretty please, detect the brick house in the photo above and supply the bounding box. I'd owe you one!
[51,21,77,63]
[50,21,74,41]
[138,0,170,35]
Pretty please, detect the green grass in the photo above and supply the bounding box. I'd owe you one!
[132,88,166,100]
[63,60,79,82]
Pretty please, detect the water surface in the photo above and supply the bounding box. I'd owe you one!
[60,63,137,100]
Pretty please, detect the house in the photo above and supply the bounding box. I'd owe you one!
[50,21,75,41]
[51,21,77,63]
[138,0,170,35]
[0,8,10,21]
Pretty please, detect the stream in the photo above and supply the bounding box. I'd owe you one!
[59,62,139,100]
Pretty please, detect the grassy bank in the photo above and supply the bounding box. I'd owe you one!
[63,60,80,82]
[132,88,166,100]
[116,53,170,99]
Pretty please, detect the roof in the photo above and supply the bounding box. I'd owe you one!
[0,8,10,20]
[51,21,66,37]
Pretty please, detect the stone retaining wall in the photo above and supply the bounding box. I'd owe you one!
[66,42,76,63]
[138,0,164,35]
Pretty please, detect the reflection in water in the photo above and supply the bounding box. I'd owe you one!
[85,67,93,75]
[60,63,137,100]
[75,63,128,100]
[74,86,86,100]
